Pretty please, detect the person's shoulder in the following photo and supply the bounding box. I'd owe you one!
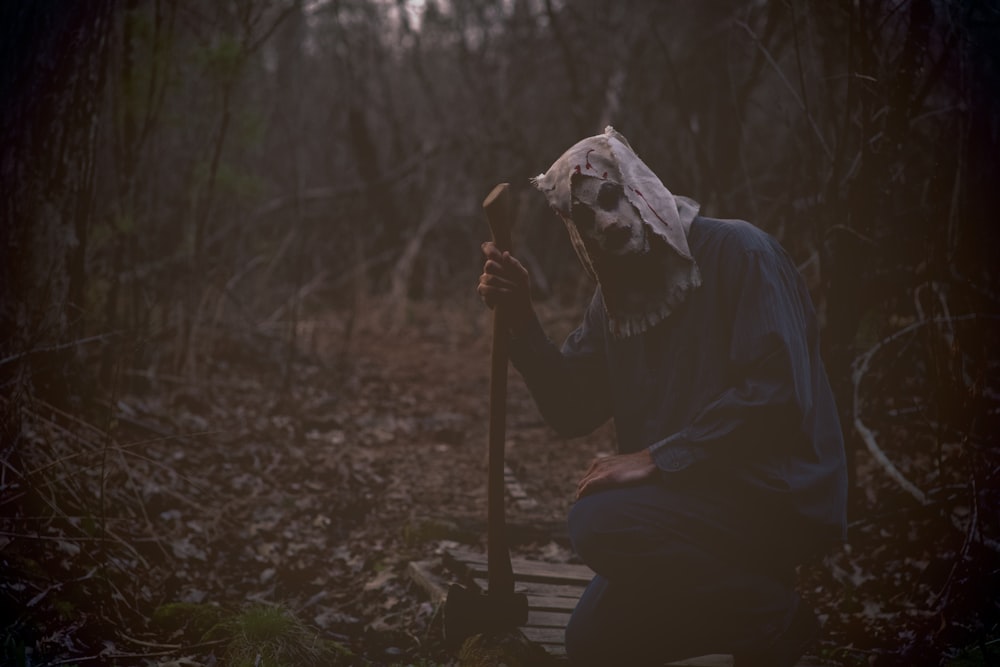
[691,216,777,256]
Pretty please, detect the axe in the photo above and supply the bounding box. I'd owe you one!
[443,183,529,643]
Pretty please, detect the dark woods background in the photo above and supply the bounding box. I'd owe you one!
[2,1,999,665]
[5,0,999,393]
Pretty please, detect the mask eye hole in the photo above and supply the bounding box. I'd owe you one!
[596,182,623,211]
[571,198,596,230]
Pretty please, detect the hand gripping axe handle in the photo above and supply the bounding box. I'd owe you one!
[443,183,528,643]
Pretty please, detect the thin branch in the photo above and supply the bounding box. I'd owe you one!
[245,0,299,54]
[851,313,1000,515]
[736,20,833,161]
[0,332,122,369]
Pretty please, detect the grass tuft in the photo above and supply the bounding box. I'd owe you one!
[217,603,351,667]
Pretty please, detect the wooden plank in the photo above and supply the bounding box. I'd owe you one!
[520,626,565,645]
[527,610,572,629]
[524,594,579,612]
[535,643,566,656]
[519,580,587,597]
[470,577,585,599]
[408,558,582,613]
[447,547,595,585]
[407,549,824,667]
[470,579,581,611]
[504,464,539,510]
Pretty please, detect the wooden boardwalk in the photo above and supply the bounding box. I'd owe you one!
[407,547,827,666]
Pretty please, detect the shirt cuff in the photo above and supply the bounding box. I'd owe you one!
[648,433,706,472]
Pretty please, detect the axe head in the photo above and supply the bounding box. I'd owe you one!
[443,583,529,645]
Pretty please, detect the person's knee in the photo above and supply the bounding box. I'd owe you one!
[567,492,614,566]
[564,623,600,665]
[563,612,589,664]
[564,601,614,666]
[569,484,679,582]
[565,600,663,667]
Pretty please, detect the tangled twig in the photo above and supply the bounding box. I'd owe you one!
[851,312,1000,553]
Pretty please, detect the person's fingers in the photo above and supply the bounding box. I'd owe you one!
[479,273,519,298]
[501,251,529,277]
[576,472,609,499]
[481,242,503,261]
[480,260,515,285]
[483,259,513,281]
[477,282,506,299]
[486,257,525,281]
[483,245,527,278]
[585,456,607,475]
[576,460,600,497]
[577,460,605,495]
[479,244,532,317]
[478,282,522,308]
[576,453,652,499]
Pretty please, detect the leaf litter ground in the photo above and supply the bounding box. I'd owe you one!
[1,300,996,665]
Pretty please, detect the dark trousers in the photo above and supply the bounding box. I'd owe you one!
[565,476,811,666]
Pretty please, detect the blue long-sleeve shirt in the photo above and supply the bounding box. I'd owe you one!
[510,216,848,541]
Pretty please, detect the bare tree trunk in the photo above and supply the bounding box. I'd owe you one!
[0,1,115,404]
[102,0,140,386]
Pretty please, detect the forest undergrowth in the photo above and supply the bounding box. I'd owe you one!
[1,299,998,667]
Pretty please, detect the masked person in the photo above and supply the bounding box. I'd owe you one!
[477,127,847,666]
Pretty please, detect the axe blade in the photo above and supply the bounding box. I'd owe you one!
[443,583,529,646]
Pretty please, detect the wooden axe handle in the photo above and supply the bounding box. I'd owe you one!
[483,182,513,252]
[481,183,516,596]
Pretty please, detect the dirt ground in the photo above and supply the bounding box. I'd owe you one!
[2,298,996,666]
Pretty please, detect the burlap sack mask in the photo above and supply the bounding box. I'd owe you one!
[532,126,701,337]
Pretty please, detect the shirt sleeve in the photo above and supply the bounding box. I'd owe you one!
[509,291,614,438]
[649,244,816,473]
